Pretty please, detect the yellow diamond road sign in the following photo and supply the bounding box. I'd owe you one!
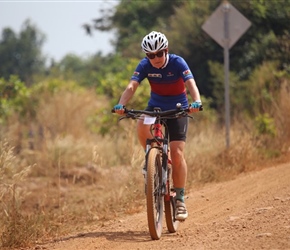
[202,2,251,49]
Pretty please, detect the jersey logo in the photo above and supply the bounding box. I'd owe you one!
[167,72,174,77]
[183,70,191,76]
[133,71,140,76]
[148,73,162,78]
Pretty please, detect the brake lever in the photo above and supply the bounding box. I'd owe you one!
[119,116,128,121]
[119,112,140,121]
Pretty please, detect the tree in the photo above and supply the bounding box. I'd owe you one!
[0,19,46,85]
[85,0,290,101]
[84,0,183,57]
[0,76,35,124]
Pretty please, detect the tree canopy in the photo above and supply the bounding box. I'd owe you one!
[0,0,289,124]
[0,19,46,85]
[85,0,289,99]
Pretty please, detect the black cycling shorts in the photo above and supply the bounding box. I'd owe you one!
[145,106,188,142]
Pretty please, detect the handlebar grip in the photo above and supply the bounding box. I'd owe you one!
[188,105,203,111]
[111,108,128,113]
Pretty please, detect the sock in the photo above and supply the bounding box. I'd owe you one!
[175,187,185,202]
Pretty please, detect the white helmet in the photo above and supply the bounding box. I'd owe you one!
[141,31,168,53]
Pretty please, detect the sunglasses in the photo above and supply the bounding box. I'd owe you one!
[146,50,165,59]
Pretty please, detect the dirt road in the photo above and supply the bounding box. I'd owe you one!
[39,162,290,250]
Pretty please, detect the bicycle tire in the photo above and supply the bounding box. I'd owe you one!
[164,166,179,232]
[146,147,163,240]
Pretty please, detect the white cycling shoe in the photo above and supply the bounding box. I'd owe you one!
[175,199,188,221]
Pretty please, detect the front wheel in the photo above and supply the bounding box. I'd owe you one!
[146,148,163,240]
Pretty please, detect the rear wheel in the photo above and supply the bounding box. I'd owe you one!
[164,166,179,232]
[146,147,163,240]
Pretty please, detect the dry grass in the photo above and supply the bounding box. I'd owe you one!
[0,140,34,248]
[1,84,290,249]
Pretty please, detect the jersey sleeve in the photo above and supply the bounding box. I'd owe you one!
[176,57,194,82]
[130,59,147,83]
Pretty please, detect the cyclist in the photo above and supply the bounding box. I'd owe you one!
[113,31,202,221]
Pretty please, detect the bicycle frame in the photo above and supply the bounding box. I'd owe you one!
[144,108,170,196]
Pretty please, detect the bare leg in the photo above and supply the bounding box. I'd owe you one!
[137,116,153,150]
[169,141,187,189]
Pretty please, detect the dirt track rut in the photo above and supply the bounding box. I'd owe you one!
[37,162,290,250]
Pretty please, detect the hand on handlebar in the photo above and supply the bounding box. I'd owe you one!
[112,104,125,115]
[189,101,202,113]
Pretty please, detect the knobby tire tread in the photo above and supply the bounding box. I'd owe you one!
[164,167,179,233]
[146,148,163,240]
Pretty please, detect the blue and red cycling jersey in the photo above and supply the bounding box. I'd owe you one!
[131,54,194,111]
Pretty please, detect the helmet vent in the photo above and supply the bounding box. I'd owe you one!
[141,31,168,53]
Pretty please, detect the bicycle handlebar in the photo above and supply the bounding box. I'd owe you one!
[111,104,203,119]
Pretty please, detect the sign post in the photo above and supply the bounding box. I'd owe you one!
[223,3,231,149]
[202,1,251,148]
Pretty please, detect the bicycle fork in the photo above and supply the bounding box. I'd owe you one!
[161,140,169,196]
[144,138,169,196]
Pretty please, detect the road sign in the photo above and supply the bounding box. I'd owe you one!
[202,2,251,49]
[202,1,251,148]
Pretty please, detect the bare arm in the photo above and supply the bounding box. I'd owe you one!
[118,80,139,106]
[185,78,201,102]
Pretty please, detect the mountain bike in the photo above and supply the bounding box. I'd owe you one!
[112,103,200,240]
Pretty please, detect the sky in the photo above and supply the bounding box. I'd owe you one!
[0,1,119,62]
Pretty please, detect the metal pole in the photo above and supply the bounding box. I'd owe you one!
[223,2,230,149]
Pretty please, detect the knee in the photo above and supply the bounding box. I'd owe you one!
[171,148,184,161]
[137,120,148,135]
[170,144,186,167]
[137,119,144,129]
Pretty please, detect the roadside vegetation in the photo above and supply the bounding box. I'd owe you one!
[0,0,289,248]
